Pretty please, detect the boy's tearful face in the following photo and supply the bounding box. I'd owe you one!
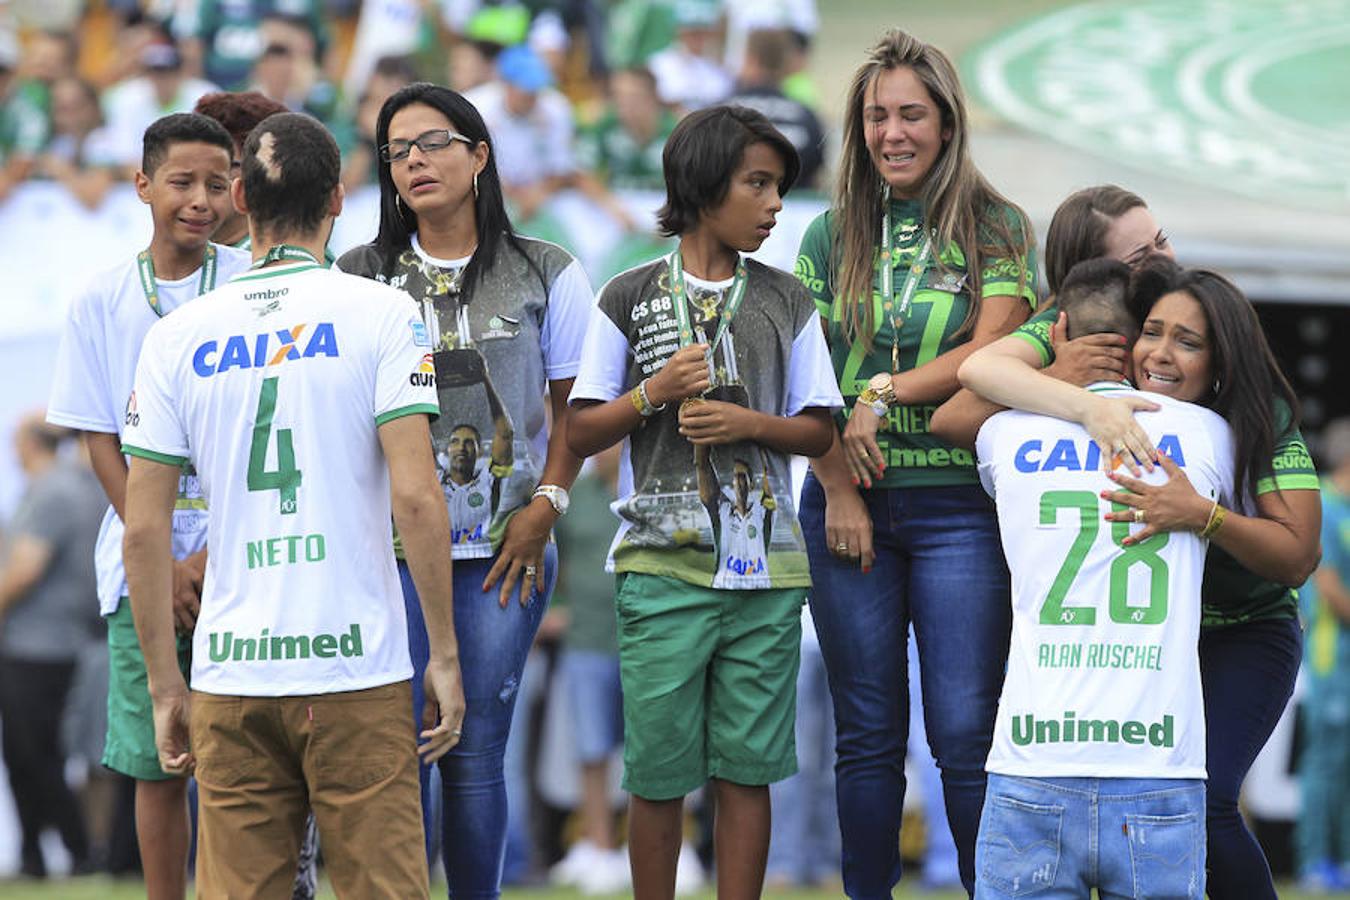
[701,141,786,253]
[138,141,234,253]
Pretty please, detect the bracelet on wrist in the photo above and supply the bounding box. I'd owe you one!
[1199,500,1227,539]
[630,378,666,417]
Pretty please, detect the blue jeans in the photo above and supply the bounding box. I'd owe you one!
[1199,617,1301,899]
[908,627,961,889]
[800,475,1011,898]
[399,546,556,899]
[975,774,1206,899]
[767,634,840,886]
[559,649,623,764]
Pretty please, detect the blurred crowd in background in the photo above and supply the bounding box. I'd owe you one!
[0,0,826,219]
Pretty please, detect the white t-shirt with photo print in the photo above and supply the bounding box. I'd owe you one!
[569,257,840,588]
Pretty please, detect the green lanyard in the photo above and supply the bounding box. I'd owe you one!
[878,206,933,373]
[668,248,748,353]
[136,244,218,318]
[250,244,322,269]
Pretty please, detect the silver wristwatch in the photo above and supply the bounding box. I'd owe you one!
[532,484,570,516]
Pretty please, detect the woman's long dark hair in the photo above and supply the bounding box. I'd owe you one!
[372,82,537,295]
[1131,262,1299,501]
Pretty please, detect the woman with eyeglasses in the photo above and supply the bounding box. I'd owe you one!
[337,82,592,899]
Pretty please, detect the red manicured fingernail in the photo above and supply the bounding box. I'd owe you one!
[862,566,871,574]
[851,476,859,486]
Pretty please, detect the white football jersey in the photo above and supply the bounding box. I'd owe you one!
[442,463,497,552]
[976,384,1234,779]
[46,244,252,615]
[123,260,438,697]
[712,486,770,589]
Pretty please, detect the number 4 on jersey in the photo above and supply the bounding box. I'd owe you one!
[248,376,301,514]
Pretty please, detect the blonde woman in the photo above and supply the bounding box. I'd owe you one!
[793,29,1037,897]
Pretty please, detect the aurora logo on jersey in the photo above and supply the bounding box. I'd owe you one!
[192,323,339,377]
[207,624,364,662]
[1011,711,1175,748]
[1014,435,1186,474]
[409,353,435,387]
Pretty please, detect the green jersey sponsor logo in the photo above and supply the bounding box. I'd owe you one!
[246,533,327,569]
[888,446,975,468]
[793,254,825,296]
[208,624,364,662]
[1273,440,1313,472]
[1012,711,1175,748]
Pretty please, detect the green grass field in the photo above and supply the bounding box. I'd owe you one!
[0,877,1329,899]
[0,879,933,899]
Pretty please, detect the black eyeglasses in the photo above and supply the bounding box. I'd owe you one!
[379,128,474,163]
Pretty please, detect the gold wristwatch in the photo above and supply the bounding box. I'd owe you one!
[857,372,897,416]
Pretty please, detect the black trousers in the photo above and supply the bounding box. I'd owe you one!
[0,656,90,874]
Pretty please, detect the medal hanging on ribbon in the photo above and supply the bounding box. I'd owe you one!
[136,243,219,318]
[134,243,219,501]
[878,207,934,374]
[668,247,748,371]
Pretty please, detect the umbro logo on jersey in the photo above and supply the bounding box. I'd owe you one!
[192,323,340,377]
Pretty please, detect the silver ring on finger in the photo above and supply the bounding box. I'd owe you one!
[524,565,538,578]
[835,542,849,554]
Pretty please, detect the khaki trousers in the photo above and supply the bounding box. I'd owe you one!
[191,681,427,899]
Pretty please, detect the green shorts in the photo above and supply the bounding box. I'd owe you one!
[616,573,804,800]
[103,600,192,781]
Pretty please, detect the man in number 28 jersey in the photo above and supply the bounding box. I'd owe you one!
[121,112,464,898]
[972,263,1234,899]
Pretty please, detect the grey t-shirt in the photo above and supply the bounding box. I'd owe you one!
[337,234,592,560]
[1,462,105,661]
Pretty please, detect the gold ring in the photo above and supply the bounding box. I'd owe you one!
[524,565,537,577]
[836,542,849,553]
[1134,508,1146,523]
